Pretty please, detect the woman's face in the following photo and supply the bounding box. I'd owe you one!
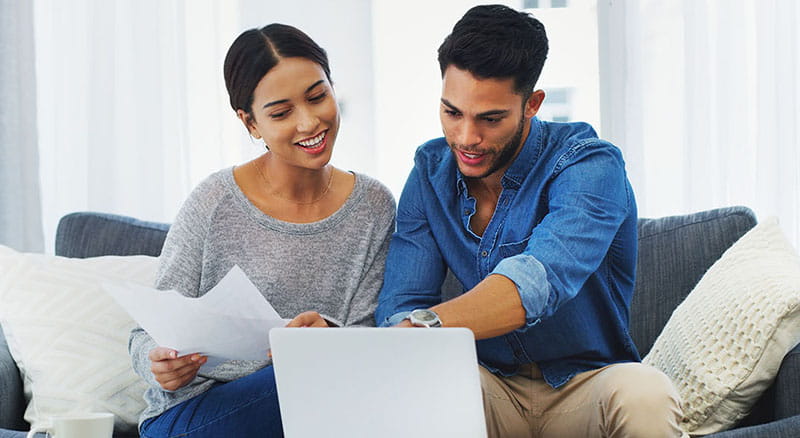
[240,57,340,169]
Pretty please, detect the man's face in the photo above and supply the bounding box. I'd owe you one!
[439,66,540,180]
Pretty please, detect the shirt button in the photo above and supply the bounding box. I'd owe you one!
[481,250,488,257]
[464,208,471,215]
[503,198,509,206]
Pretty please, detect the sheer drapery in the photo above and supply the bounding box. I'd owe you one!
[0,0,44,252]
[32,0,377,253]
[33,0,247,253]
[598,0,800,247]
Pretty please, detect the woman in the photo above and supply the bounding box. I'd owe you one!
[129,24,395,437]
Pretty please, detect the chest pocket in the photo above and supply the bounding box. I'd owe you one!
[498,235,532,259]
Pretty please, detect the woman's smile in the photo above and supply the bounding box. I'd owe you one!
[295,130,328,154]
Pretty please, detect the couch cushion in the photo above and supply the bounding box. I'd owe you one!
[643,218,800,434]
[0,245,157,434]
[632,206,756,356]
[55,212,169,259]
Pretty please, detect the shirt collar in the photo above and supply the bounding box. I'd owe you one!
[502,117,542,189]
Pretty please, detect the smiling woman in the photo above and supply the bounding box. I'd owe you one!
[236,56,346,222]
[223,24,348,223]
[126,23,396,438]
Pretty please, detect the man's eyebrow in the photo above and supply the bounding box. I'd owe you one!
[263,80,326,109]
[440,98,509,118]
[477,109,510,118]
[441,98,460,112]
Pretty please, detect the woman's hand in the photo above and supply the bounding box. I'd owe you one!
[285,311,330,328]
[149,347,207,391]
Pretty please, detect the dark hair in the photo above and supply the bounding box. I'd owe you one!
[438,4,548,95]
[223,23,331,116]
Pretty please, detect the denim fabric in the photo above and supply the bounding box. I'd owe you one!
[139,366,282,438]
[376,117,640,388]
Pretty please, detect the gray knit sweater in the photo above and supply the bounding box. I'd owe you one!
[128,167,396,424]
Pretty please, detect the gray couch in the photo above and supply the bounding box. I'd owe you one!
[1,207,799,437]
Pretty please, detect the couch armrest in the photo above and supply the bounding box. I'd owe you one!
[774,342,800,420]
[708,414,800,437]
[0,325,26,431]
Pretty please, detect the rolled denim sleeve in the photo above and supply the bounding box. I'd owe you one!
[375,166,447,326]
[382,311,412,327]
[493,141,632,324]
[491,254,552,328]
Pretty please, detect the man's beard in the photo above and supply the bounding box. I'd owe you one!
[457,115,527,180]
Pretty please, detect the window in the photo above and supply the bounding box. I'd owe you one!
[525,0,600,129]
[525,0,569,8]
[537,87,573,122]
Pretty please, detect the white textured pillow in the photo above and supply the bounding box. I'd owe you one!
[643,218,800,435]
[0,245,156,433]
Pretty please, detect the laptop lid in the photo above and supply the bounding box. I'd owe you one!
[270,327,487,438]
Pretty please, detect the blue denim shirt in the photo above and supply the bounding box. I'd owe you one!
[376,117,640,388]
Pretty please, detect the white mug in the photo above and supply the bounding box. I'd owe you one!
[26,412,114,438]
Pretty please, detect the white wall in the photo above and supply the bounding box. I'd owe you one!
[371,0,521,197]
[236,0,377,176]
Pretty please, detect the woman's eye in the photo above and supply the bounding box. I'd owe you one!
[444,109,460,117]
[270,111,289,119]
[309,93,327,102]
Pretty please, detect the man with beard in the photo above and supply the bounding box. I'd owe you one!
[376,5,687,438]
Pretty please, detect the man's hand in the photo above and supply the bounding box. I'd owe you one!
[149,347,206,391]
[285,311,330,328]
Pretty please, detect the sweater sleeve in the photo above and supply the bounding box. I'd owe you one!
[128,177,217,389]
[341,182,396,327]
[128,326,161,389]
[152,179,220,297]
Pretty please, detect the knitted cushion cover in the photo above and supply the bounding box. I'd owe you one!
[644,218,800,434]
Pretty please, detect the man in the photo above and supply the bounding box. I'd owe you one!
[376,5,686,438]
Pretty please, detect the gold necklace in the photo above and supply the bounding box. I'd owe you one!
[256,161,334,205]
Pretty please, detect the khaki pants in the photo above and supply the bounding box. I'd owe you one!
[480,362,688,438]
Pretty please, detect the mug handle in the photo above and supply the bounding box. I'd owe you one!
[26,426,50,438]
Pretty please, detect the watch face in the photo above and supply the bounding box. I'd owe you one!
[415,311,437,323]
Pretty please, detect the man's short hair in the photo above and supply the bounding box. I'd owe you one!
[438,4,548,95]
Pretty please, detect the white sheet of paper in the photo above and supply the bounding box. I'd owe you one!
[104,265,291,368]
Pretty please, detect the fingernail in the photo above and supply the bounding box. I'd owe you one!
[170,351,177,359]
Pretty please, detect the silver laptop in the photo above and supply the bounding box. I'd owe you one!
[270,327,487,438]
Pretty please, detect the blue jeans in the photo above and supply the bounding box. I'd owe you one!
[139,365,283,438]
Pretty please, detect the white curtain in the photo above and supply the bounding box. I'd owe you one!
[598,0,800,248]
[32,0,378,253]
[33,0,250,253]
[0,0,44,252]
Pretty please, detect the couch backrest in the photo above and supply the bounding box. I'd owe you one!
[631,206,756,356]
[55,212,170,258]
[54,207,758,358]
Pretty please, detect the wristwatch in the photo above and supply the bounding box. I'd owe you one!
[405,309,442,328]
